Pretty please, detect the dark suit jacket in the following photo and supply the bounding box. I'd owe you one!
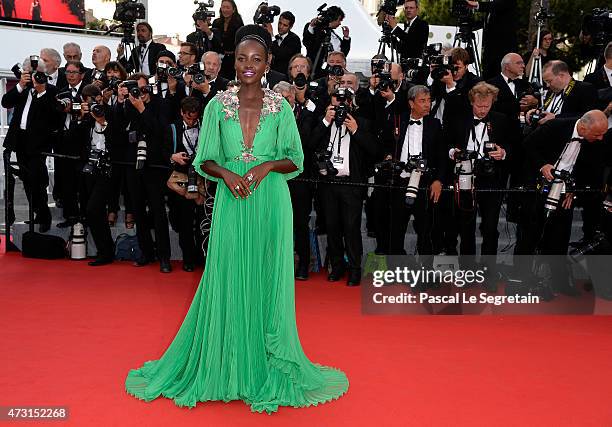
[302,23,350,70]
[523,117,606,188]
[431,71,482,125]
[186,28,223,59]
[479,0,519,78]
[53,68,69,90]
[271,31,302,75]
[540,80,598,119]
[175,76,229,112]
[487,74,533,120]
[1,83,60,154]
[444,110,512,186]
[584,67,612,90]
[312,115,377,183]
[391,16,429,59]
[384,114,447,184]
[265,69,288,90]
[212,15,244,53]
[120,41,166,74]
[293,104,317,177]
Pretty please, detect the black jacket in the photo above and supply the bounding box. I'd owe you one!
[162,119,201,174]
[212,15,244,53]
[431,71,482,126]
[264,69,288,90]
[487,74,534,121]
[584,66,612,90]
[303,23,350,69]
[312,115,377,183]
[523,117,607,188]
[293,104,317,177]
[186,28,223,59]
[384,113,447,184]
[1,83,61,154]
[176,76,229,112]
[120,41,166,74]
[391,16,429,59]
[540,80,598,119]
[271,31,302,75]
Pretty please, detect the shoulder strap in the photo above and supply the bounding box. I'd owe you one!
[170,123,177,152]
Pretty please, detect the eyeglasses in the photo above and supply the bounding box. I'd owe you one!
[65,70,81,74]
[179,51,194,56]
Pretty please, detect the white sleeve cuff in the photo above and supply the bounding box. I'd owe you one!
[449,148,456,160]
[305,99,316,112]
[16,83,25,93]
[308,25,315,35]
[322,118,331,127]
[445,85,456,93]
[37,90,47,98]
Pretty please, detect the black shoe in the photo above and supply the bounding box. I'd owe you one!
[327,269,345,282]
[160,259,172,273]
[88,257,114,266]
[182,262,194,272]
[347,271,361,287]
[39,222,51,233]
[295,264,309,281]
[133,256,151,267]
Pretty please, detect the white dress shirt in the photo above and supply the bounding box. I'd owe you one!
[543,88,565,114]
[91,121,107,151]
[47,70,59,87]
[399,117,424,178]
[64,81,83,129]
[16,84,46,130]
[604,65,612,87]
[324,120,351,177]
[501,72,516,96]
[555,122,582,174]
[182,121,200,156]
[139,39,153,75]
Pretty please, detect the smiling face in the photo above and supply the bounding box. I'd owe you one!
[221,1,234,18]
[235,39,267,85]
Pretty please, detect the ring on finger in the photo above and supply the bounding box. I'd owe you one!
[235,185,240,191]
[246,173,254,182]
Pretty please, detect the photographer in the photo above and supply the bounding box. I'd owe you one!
[273,82,317,280]
[385,0,429,59]
[55,60,86,229]
[303,5,351,78]
[186,10,223,59]
[118,22,166,75]
[212,0,245,79]
[288,53,316,112]
[312,88,376,286]
[584,41,612,96]
[40,48,65,89]
[73,84,115,266]
[430,47,481,126]
[113,73,172,272]
[376,85,446,258]
[270,11,302,76]
[445,82,512,256]
[309,51,348,116]
[369,62,411,124]
[1,56,58,233]
[526,61,598,127]
[515,111,608,294]
[85,45,111,86]
[164,97,206,272]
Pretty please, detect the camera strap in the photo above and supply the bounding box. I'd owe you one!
[543,79,575,114]
[182,122,200,156]
[470,120,489,157]
[139,44,150,70]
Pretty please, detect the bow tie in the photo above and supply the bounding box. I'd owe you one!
[507,78,516,84]
[139,43,147,50]
[275,34,282,40]
[408,120,422,126]
[570,137,585,144]
[473,118,487,126]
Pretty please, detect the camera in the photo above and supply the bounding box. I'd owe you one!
[193,0,215,22]
[187,63,207,84]
[583,8,611,49]
[474,141,496,176]
[371,58,389,75]
[314,150,338,176]
[11,56,49,85]
[82,149,111,177]
[379,0,398,16]
[404,156,428,205]
[530,109,543,127]
[121,80,146,98]
[254,2,280,25]
[114,0,145,23]
[292,73,307,90]
[539,168,574,216]
[401,58,428,83]
[135,139,147,170]
[314,3,338,31]
[376,71,395,92]
[326,64,345,77]
[332,87,352,126]
[455,150,478,191]
[430,55,456,81]
[187,163,199,194]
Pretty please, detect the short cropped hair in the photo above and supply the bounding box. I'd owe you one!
[407,85,430,101]
[543,60,570,75]
[65,60,85,73]
[180,96,202,114]
[181,42,197,56]
[81,84,101,99]
[279,11,295,26]
[273,81,295,94]
[450,47,471,65]
[468,82,499,103]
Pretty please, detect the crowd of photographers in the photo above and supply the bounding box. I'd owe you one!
[2,0,612,292]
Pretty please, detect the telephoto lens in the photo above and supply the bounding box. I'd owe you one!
[135,140,147,170]
[405,170,422,205]
[293,73,307,89]
[187,166,198,193]
[544,179,564,216]
[457,158,474,191]
[90,103,105,117]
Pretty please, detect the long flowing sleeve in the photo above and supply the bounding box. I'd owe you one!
[193,97,223,182]
[276,99,304,181]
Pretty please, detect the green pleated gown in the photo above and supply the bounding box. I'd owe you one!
[125,88,349,414]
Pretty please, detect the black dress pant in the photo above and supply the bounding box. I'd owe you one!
[168,193,203,265]
[455,190,503,256]
[15,147,51,224]
[321,181,364,274]
[125,167,171,261]
[81,172,114,259]
[289,180,313,268]
[107,164,133,216]
[55,133,81,220]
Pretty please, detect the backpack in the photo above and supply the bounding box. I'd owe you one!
[114,233,143,261]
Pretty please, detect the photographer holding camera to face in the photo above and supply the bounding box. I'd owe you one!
[186,1,223,60]
[2,56,58,233]
[303,5,351,78]
[445,82,512,257]
[164,97,208,272]
[113,73,172,272]
[69,84,116,266]
[383,0,429,60]
[312,88,377,286]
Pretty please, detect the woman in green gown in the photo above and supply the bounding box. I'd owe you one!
[125,25,349,414]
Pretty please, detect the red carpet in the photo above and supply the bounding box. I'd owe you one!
[1,252,612,426]
[12,0,83,26]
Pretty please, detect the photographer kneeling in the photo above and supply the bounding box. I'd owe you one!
[312,88,376,286]
[73,84,116,266]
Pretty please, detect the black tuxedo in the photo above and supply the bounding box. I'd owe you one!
[445,111,512,255]
[271,31,302,75]
[176,76,228,112]
[516,118,606,256]
[541,80,598,119]
[302,23,351,76]
[378,114,446,256]
[113,97,172,262]
[487,74,535,121]
[186,28,223,59]
[1,83,60,226]
[391,16,429,59]
[120,40,166,74]
[52,68,69,91]
[431,71,482,125]
[313,116,376,276]
[264,69,288,90]
[584,67,612,110]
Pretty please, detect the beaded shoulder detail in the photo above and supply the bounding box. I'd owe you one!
[214,87,284,125]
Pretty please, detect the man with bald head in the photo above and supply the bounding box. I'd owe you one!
[516,110,609,260]
[84,45,112,85]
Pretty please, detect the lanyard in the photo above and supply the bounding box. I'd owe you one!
[183,124,199,153]
[139,44,150,69]
[470,121,489,156]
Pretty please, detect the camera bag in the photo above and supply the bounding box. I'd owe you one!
[21,231,67,259]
